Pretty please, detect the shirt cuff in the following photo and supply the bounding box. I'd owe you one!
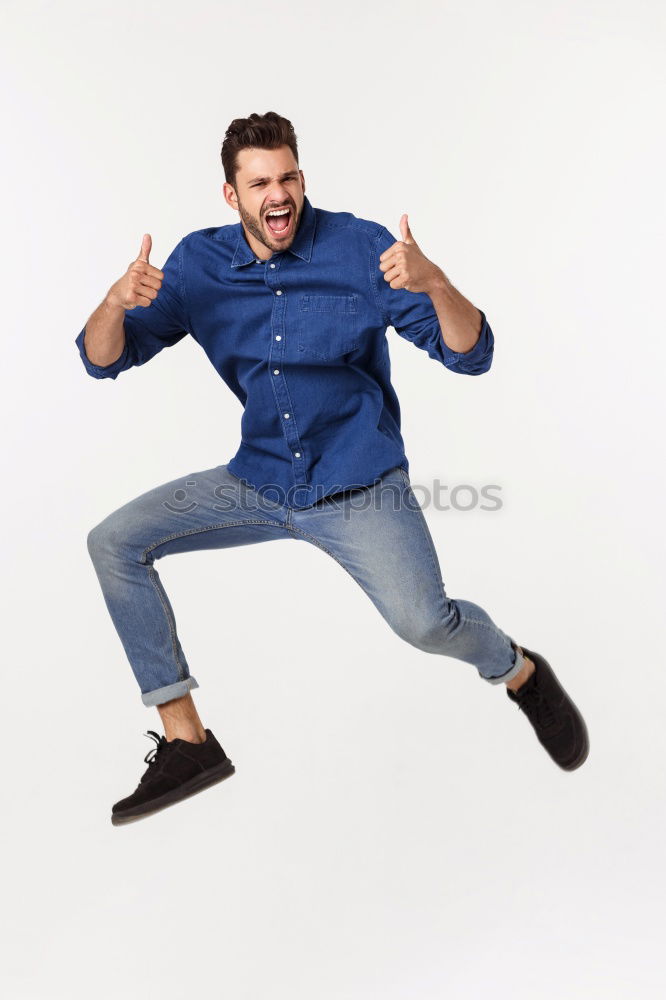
[75,325,130,380]
[445,310,494,374]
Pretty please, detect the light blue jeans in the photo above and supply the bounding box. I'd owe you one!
[86,463,526,706]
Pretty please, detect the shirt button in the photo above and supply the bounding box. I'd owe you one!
[273,368,280,375]
[294,451,301,458]
[276,290,282,296]
[284,412,290,418]
[270,263,276,269]
[275,335,281,341]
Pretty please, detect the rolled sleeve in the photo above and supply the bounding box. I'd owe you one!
[74,325,134,380]
[448,309,495,375]
[74,237,190,381]
[371,225,494,375]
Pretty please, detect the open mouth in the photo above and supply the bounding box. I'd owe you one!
[264,206,293,238]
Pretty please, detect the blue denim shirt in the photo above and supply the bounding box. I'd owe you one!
[75,194,494,508]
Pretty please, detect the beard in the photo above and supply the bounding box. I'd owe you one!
[237,196,297,251]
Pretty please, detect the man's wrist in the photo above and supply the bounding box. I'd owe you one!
[425,268,451,299]
[426,271,484,354]
[103,292,126,314]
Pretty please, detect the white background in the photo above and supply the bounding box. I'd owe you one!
[2,1,665,997]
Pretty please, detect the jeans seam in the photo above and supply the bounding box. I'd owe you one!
[147,565,188,683]
[288,524,375,590]
[140,519,287,562]
[289,475,448,621]
[397,468,514,679]
[289,521,449,645]
[400,477,448,609]
[142,678,198,703]
[457,615,517,679]
[140,518,292,685]
[289,516,433,631]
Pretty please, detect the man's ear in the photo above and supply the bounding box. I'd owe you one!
[222,182,239,212]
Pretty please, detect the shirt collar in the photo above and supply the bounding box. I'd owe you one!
[230,194,316,268]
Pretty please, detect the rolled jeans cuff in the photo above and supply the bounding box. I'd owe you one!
[141,675,200,707]
[484,639,526,685]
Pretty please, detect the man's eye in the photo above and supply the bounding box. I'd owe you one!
[252,177,296,187]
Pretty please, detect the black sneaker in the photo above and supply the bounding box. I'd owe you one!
[506,646,589,770]
[111,728,235,825]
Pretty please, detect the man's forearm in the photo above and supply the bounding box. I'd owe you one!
[84,298,127,367]
[427,271,483,355]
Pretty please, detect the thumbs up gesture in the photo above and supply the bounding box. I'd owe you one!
[105,233,166,310]
[378,214,445,295]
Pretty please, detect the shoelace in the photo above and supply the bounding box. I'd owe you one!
[514,685,558,731]
[142,730,173,771]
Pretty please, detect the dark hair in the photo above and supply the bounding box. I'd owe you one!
[221,111,299,189]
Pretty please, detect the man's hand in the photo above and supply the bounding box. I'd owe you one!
[380,214,484,354]
[378,214,445,295]
[106,233,166,311]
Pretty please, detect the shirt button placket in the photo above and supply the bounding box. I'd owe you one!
[266,263,306,483]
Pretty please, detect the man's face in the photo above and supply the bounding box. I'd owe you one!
[224,146,305,258]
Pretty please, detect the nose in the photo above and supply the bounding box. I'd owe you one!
[264,184,292,210]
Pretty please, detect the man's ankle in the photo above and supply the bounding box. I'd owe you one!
[165,727,207,744]
[156,692,207,743]
[506,646,536,691]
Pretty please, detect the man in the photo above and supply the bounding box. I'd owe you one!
[76,111,589,826]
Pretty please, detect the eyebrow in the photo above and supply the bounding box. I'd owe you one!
[247,171,299,184]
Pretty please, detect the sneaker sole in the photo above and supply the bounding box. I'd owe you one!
[111,759,236,825]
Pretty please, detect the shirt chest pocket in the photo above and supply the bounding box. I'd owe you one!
[296,294,360,361]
